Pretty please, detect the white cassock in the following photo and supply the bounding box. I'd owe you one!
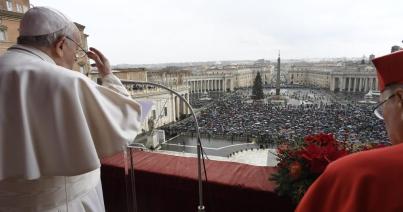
[0,45,150,211]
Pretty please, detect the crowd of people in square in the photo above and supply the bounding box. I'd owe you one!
[165,87,388,145]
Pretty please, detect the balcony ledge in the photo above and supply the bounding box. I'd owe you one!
[101,150,294,212]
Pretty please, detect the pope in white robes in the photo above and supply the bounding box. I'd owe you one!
[0,7,150,212]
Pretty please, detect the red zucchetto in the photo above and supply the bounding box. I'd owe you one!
[372,50,403,92]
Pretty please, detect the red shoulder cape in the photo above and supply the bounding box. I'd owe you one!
[296,143,403,212]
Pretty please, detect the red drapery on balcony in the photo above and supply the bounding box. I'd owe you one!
[101,150,294,212]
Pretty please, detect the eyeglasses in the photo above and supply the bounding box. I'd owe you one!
[373,94,396,120]
[65,36,87,58]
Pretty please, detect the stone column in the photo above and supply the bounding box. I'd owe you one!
[363,78,366,92]
[211,80,214,91]
[211,80,213,91]
[355,78,360,92]
[175,96,180,120]
[374,78,377,90]
[189,81,192,93]
[229,79,232,91]
[180,95,185,115]
[352,78,356,92]
[364,78,369,92]
[371,78,375,91]
[357,78,360,92]
[362,78,366,92]
[342,78,345,92]
[219,80,221,91]
[339,77,343,91]
[171,94,176,122]
[356,78,359,92]
[200,80,203,93]
[368,78,373,91]
[187,94,190,114]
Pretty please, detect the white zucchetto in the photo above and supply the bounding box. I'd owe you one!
[19,7,73,36]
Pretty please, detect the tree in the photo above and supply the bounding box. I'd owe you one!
[252,72,264,100]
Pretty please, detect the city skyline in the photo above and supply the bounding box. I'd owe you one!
[31,0,403,65]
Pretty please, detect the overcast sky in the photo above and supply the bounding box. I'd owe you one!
[31,0,403,65]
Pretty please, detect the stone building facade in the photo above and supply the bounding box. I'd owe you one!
[0,0,29,53]
[288,63,378,92]
[186,63,273,93]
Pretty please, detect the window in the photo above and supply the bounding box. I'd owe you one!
[0,30,6,41]
[16,3,22,12]
[6,0,12,11]
[164,107,168,116]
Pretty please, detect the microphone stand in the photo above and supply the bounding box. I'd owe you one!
[122,80,206,212]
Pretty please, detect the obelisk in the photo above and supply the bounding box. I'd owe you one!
[275,51,281,96]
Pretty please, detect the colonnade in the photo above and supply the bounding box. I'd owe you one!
[188,79,227,93]
[172,93,190,120]
[333,77,378,92]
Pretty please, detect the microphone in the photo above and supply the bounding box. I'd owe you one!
[121,80,207,212]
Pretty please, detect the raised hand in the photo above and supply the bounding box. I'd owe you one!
[86,47,112,77]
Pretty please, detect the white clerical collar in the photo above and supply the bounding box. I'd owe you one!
[8,44,57,65]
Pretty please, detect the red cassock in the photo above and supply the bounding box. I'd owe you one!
[296,143,403,212]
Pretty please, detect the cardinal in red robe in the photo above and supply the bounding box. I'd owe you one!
[297,49,403,212]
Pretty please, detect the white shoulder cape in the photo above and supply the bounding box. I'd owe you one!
[0,45,147,180]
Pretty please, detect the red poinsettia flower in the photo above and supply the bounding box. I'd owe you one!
[299,134,349,174]
[272,133,389,204]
